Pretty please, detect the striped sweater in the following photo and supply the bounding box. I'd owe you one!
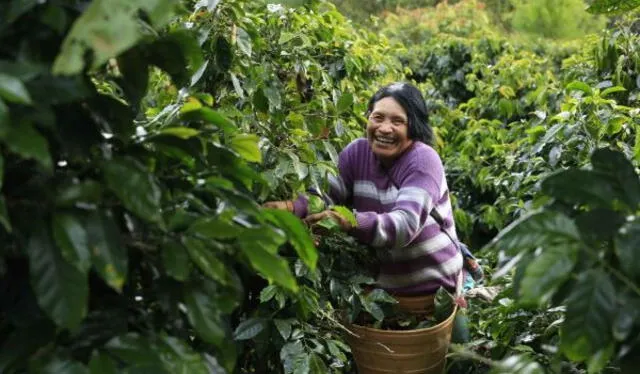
[294,138,463,296]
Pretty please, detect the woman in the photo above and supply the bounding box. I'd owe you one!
[266,82,463,297]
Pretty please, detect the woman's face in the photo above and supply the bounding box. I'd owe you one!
[366,97,413,163]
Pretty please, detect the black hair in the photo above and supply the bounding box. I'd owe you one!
[366,82,434,146]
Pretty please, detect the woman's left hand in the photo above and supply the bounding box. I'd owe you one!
[303,209,353,232]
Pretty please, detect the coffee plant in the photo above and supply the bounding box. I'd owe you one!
[1,0,640,373]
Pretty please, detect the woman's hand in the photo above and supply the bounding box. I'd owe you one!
[262,200,294,212]
[304,209,353,232]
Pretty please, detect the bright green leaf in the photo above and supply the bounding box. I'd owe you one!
[264,209,317,269]
[157,127,200,139]
[587,0,640,14]
[27,226,88,329]
[241,244,298,292]
[0,73,32,104]
[308,353,328,374]
[331,205,357,226]
[600,86,626,97]
[566,81,593,95]
[53,0,178,75]
[187,216,243,239]
[336,92,353,113]
[103,157,163,224]
[230,134,262,163]
[52,212,91,273]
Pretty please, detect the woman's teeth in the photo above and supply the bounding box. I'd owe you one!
[375,136,395,144]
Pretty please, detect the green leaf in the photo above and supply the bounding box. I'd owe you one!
[53,0,178,75]
[591,148,640,210]
[0,73,32,104]
[280,341,305,374]
[0,99,8,136]
[42,357,89,374]
[488,210,581,255]
[52,212,91,273]
[184,283,227,347]
[5,122,52,172]
[27,226,88,329]
[541,169,617,208]
[561,269,616,362]
[587,344,615,373]
[105,334,167,372]
[0,196,10,232]
[55,180,103,207]
[241,244,298,292]
[273,318,294,340]
[233,318,268,340]
[600,85,626,97]
[89,352,118,374]
[187,216,243,239]
[587,0,640,14]
[161,240,190,281]
[331,205,357,226]
[146,30,204,86]
[156,335,209,374]
[183,237,228,284]
[575,208,625,243]
[615,220,640,281]
[519,245,577,305]
[491,355,544,374]
[264,209,317,269]
[103,157,163,224]
[566,81,593,95]
[157,127,200,139]
[308,353,328,374]
[229,134,262,163]
[86,211,128,292]
[336,92,353,113]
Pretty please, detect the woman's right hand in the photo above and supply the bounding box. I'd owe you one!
[262,200,294,212]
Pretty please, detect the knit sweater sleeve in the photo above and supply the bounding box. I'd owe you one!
[352,146,444,249]
[291,140,357,218]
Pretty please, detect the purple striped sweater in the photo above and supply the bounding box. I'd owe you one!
[294,138,463,296]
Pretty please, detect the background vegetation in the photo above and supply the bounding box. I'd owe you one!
[1,0,640,373]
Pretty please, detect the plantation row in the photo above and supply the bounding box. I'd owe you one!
[0,0,639,373]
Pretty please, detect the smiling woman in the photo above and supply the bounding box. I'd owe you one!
[265,82,463,298]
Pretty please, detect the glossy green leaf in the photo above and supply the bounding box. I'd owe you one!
[52,212,91,273]
[488,210,581,255]
[336,92,353,113]
[0,196,10,232]
[600,85,626,97]
[280,341,305,374]
[230,134,262,163]
[27,226,88,329]
[89,352,118,374]
[233,318,268,340]
[55,180,103,207]
[156,335,209,374]
[183,237,228,284]
[615,220,640,281]
[519,245,577,305]
[587,344,615,373]
[0,73,32,104]
[5,122,52,172]
[273,318,294,340]
[561,269,616,362]
[53,0,178,75]
[157,127,200,139]
[161,240,190,281]
[187,216,243,239]
[587,0,640,14]
[105,334,167,373]
[541,169,616,208]
[86,211,128,292]
[184,283,227,347]
[308,353,328,374]
[264,209,317,269]
[42,357,89,374]
[565,81,593,95]
[241,244,297,292]
[591,148,640,210]
[490,355,544,374]
[331,205,357,226]
[103,157,162,224]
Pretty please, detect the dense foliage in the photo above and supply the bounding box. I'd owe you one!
[1,0,640,373]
